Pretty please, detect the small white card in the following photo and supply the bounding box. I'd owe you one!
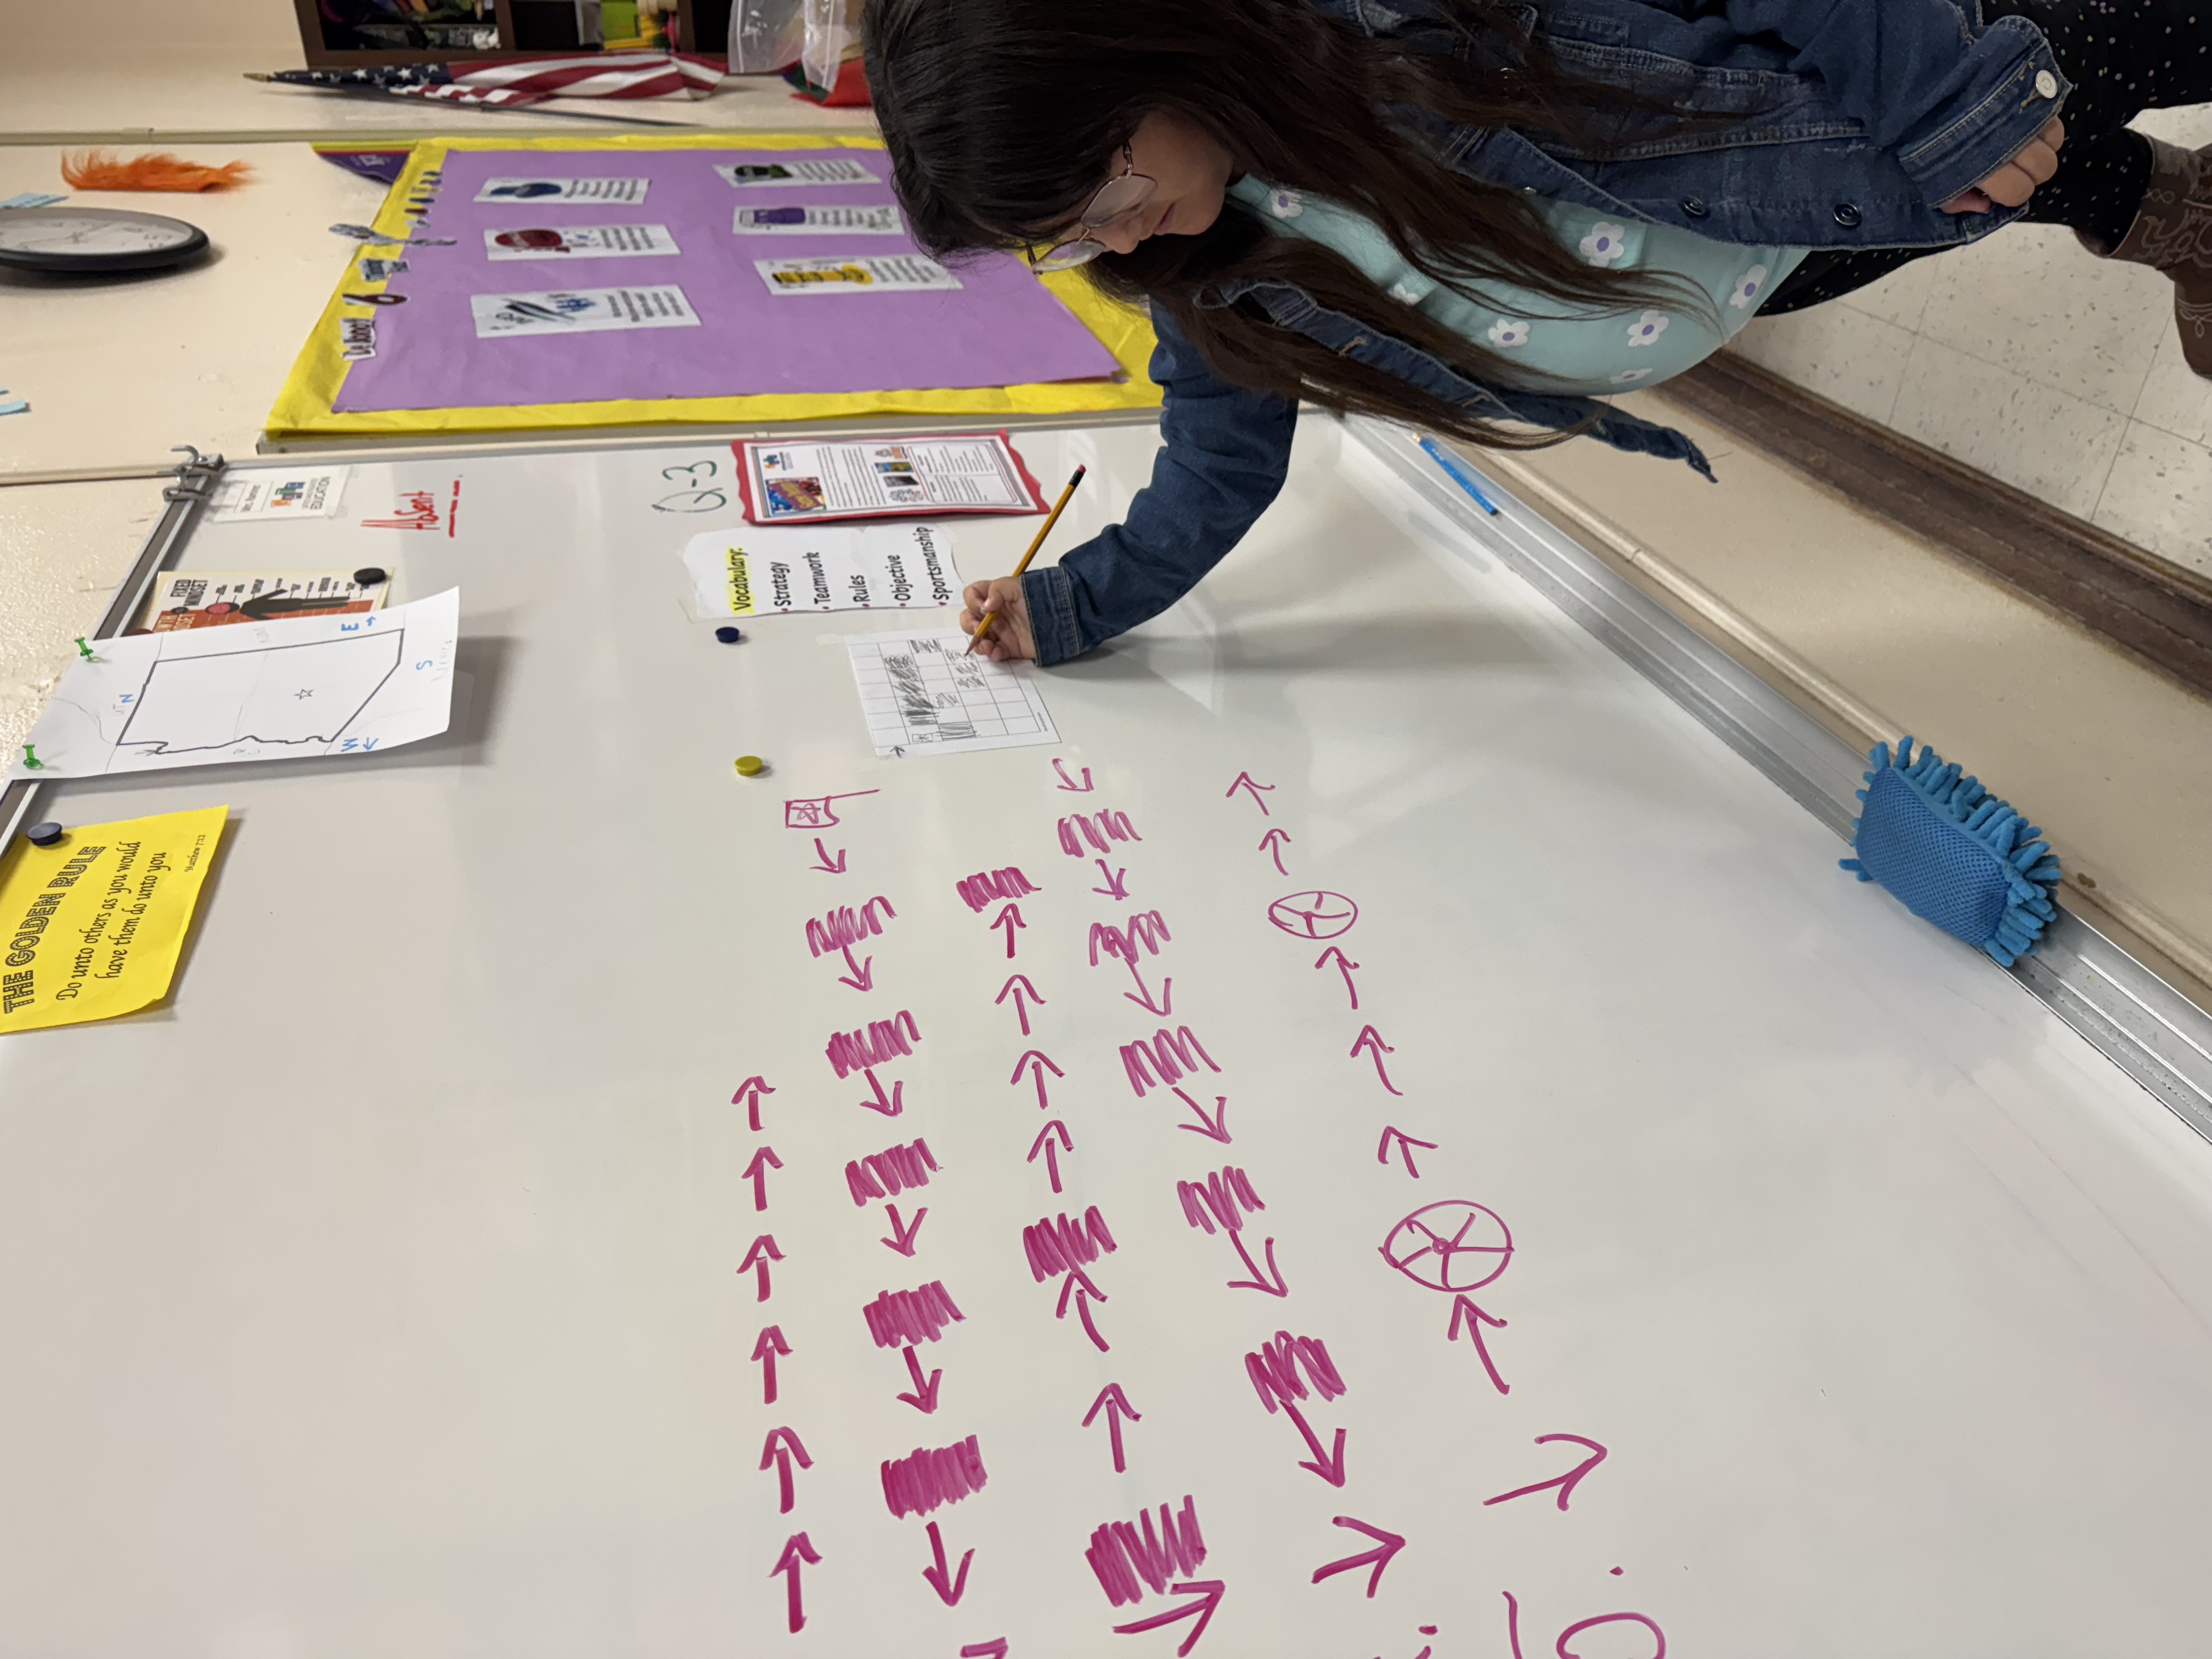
[470,285,701,338]
[755,255,961,296]
[475,176,650,203]
[846,630,1059,760]
[732,204,904,236]
[682,522,960,617]
[211,466,350,522]
[716,158,879,188]
[483,223,680,260]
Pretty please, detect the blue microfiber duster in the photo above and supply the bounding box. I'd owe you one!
[1841,737,2063,966]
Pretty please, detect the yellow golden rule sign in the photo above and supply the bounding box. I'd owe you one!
[0,807,227,1034]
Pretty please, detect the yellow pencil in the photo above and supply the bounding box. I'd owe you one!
[967,464,1087,656]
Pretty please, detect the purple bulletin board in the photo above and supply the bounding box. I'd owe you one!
[333,147,1123,414]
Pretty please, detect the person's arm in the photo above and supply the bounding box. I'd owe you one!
[1021,308,1300,666]
[1720,0,2068,210]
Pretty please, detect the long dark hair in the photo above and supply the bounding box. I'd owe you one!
[864,0,1694,452]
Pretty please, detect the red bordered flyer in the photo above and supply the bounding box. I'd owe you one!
[732,430,1047,524]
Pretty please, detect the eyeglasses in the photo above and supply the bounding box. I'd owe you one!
[1030,144,1156,272]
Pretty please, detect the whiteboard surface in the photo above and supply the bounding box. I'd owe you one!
[4,421,2212,1658]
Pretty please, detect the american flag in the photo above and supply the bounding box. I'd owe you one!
[271,53,723,106]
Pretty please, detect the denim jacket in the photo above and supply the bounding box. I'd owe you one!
[1024,0,2069,665]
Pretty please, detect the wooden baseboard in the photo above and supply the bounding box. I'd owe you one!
[1660,353,2212,703]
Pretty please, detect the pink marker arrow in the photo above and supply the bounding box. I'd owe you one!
[922,1519,973,1606]
[859,1068,905,1117]
[1448,1295,1510,1394]
[1227,1232,1290,1298]
[809,838,847,874]
[1010,1049,1063,1111]
[739,1234,783,1302]
[769,1532,821,1634]
[1311,1517,1405,1599]
[960,1644,1009,1659]
[742,1144,783,1211]
[759,1425,813,1514]
[1376,1127,1436,1178]
[1111,1580,1224,1656]
[1029,1120,1074,1193]
[1226,771,1276,815]
[731,1075,776,1133]
[1124,967,1173,1018]
[1350,1026,1403,1096]
[1481,1434,1608,1512]
[882,1202,928,1256]
[1277,1397,1348,1488]
[1093,860,1130,900]
[752,1325,790,1403]
[1313,947,1360,1011]
[1258,827,1292,876]
[992,902,1026,958]
[897,1343,942,1413]
[1058,1273,1111,1352]
[1083,1383,1142,1474]
[1172,1088,1233,1144]
[996,973,1046,1036]
[837,945,875,991]
[1053,758,1095,792]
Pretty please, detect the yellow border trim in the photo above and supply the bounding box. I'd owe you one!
[268,134,1160,441]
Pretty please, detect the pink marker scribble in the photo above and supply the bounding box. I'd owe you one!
[1121,1026,1220,1098]
[1023,1207,1118,1282]
[1058,809,1142,858]
[1246,1331,1348,1486]
[1091,912,1174,1013]
[864,1280,966,1348]
[825,1009,921,1077]
[806,896,895,955]
[881,1434,989,1519]
[957,868,1040,912]
[1178,1166,1287,1296]
[1087,1496,1207,1607]
[784,790,878,830]
[961,1644,1009,1659]
[846,1137,938,1205]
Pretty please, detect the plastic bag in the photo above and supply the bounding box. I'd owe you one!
[729,0,860,92]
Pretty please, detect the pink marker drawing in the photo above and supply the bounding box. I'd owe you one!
[1121,1026,1221,1098]
[1062,1273,1111,1351]
[1087,1495,1208,1608]
[1504,1593,1666,1659]
[743,1144,783,1211]
[1311,1516,1405,1599]
[1093,860,1131,900]
[846,1137,939,1205]
[1058,809,1142,858]
[1091,912,1173,1015]
[826,1009,921,1117]
[1313,946,1359,1011]
[958,867,1040,912]
[1083,1383,1142,1474]
[731,1075,775,1133]
[784,789,879,830]
[1177,1166,1288,1296]
[808,838,847,873]
[1029,1119,1074,1193]
[1225,771,1275,815]
[1025,1207,1118,1351]
[996,973,1047,1036]
[1482,1435,1609,1512]
[1053,758,1095,792]
[1448,1296,1511,1395]
[770,1532,821,1634]
[752,1324,790,1404]
[1111,1582,1224,1657]
[1258,828,1291,876]
[1380,1200,1514,1293]
[760,1425,813,1515]
[864,1280,965,1412]
[1377,1126,1437,1178]
[1350,1025,1404,1096]
[923,1520,975,1606]
[1011,1048,1064,1110]
[806,896,896,991]
[882,1203,928,1256]
[881,1434,989,1519]
[1267,890,1358,941]
[1245,1330,1348,1486]
[1172,1088,1233,1144]
[961,1644,1009,1659]
[740,1233,783,1302]
[992,902,1027,958]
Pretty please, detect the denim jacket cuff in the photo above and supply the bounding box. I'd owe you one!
[1024,563,1086,667]
[1898,25,2070,208]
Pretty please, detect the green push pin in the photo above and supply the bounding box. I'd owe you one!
[22,744,43,770]
[73,636,95,661]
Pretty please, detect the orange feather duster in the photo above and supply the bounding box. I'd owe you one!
[60,150,255,193]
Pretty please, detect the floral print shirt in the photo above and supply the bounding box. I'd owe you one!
[1228,177,1807,396]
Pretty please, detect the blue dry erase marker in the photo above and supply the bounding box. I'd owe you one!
[1418,436,1501,515]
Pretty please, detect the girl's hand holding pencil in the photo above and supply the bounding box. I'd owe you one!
[959,578,1037,662]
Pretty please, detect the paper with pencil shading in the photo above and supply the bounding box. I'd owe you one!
[476,176,648,202]
[12,589,459,778]
[845,629,1058,758]
[0,806,227,1034]
[682,523,960,616]
[470,285,699,337]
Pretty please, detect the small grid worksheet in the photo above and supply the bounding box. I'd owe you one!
[845,630,1059,759]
